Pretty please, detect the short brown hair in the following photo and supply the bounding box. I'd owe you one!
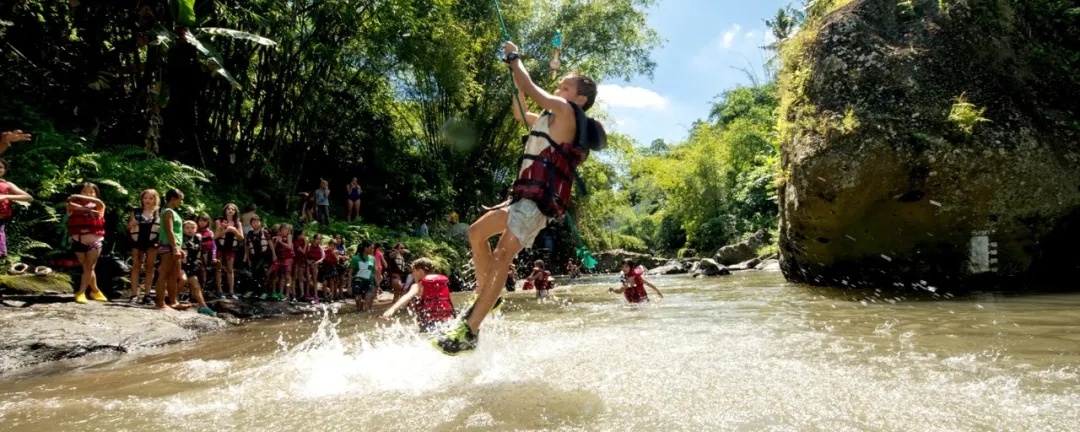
[572,73,598,111]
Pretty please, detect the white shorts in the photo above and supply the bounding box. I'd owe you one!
[507,200,548,248]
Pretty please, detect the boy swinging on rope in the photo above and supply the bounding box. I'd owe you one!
[434,41,607,354]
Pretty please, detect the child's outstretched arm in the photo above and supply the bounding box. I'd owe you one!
[379,281,421,320]
[643,278,663,299]
[504,42,574,120]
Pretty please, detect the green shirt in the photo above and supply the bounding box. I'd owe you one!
[351,254,375,280]
[161,207,182,245]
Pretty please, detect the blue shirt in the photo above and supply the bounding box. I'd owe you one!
[315,189,329,206]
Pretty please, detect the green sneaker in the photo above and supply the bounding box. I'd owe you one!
[197,306,217,317]
[461,295,504,321]
[431,321,478,356]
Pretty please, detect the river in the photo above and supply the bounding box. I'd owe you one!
[1,271,1078,431]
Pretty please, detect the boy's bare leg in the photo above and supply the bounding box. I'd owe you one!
[189,277,208,308]
[467,209,508,296]
[466,229,523,331]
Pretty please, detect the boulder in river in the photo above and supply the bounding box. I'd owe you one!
[594,250,667,273]
[777,0,1080,290]
[646,262,687,276]
[755,259,781,271]
[693,258,730,277]
[0,302,227,373]
[728,258,762,272]
[714,229,771,265]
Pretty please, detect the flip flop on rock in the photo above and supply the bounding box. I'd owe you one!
[8,263,28,275]
[34,266,53,276]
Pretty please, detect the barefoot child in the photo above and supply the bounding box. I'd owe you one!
[379,258,456,332]
[350,240,381,313]
[214,203,244,299]
[244,215,274,299]
[434,41,606,354]
[271,224,293,301]
[608,258,663,303]
[67,183,108,304]
[127,189,161,303]
[154,189,185,309]
[180,220,216,316]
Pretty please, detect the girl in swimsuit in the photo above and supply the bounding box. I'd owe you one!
[195,213,217,295]
[0,158,34,259]
[345,177,362,221]
[214,203,245,299]
[127,189,161,303]
[67,182,108,304]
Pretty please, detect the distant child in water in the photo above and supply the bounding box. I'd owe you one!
[609,258,662,303]
[527,260,554,302]
[380,258,456,332]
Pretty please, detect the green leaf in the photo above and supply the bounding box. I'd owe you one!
[198,27,277,46]
[157,83,171,108]
[93,179,129,196]
[149,28,176,47]
[171,0,197,27]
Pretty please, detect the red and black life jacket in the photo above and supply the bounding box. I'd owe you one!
[0,180,12,220]
[412,274,455,325]
[215,219,242,251]
[67,200,105,237]
[247,228,272,257]
[623,266,648,303]
[509,102,592,218]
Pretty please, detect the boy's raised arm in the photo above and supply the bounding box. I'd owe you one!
[504,41,573,120]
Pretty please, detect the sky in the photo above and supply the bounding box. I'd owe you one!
[594,0,790,146]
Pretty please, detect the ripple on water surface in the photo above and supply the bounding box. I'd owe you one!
[1,272,1079,431]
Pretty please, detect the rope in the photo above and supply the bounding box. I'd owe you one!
[488,0,596,269]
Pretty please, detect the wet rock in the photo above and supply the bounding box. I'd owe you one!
[0,302,228,373]
[778,0,1080,289]
[693,258,730,277]
[714,229,771,265]
[755,259,780,270]
[728,258,762,272]
[207,298,315,319]
[646,263,686,276]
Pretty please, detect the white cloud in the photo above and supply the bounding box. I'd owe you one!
[596,84,669,111]
[744,30,757,40]
[720,24,742,50]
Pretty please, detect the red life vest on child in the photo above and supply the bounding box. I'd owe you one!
[412,274,455,324]
[198,227,215,252]
[624,266,648,303]
[535,270,553,290]
[0,180,13,220]
[323,246,338,265]
[293,238,306,257]
[67,200,105,237]
[509,102,592,218]
[276,237,295,259]
[305,243,324,261]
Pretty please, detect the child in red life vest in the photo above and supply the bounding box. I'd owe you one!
[380,257,456,333]
[0,158,34,259]
[434,40,607,355]
[271,223,294,301]
[609,258,663,303]
[526,259,554,302]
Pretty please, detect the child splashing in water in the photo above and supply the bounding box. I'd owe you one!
[127,189,161,303]
[434,41,606,354]
[379,257,456,332]
[214,203,244,299]
[67,183,108,304]
[526,260,554,303]
[609,258,663,303]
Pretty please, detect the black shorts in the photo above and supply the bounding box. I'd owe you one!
[320,264,338,282]
[351,278,374,296]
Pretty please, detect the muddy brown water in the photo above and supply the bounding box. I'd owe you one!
[1,272,1079,431]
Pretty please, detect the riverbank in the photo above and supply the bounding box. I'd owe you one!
[0,295,393,373]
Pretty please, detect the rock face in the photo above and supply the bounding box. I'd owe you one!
[778,0,1080,289]
[714,229,771,265]
[646,261,687,276]
[0,302,228,372]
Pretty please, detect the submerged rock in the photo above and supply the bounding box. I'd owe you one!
[777,0,1080,290]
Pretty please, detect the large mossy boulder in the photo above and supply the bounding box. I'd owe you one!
[0,273,74,296]
[777,0,1080,289]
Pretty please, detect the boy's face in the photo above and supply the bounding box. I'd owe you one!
[554,75,582,105]
[251,218,262,230]
[183,224,196,236]
[621,264,630,273]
